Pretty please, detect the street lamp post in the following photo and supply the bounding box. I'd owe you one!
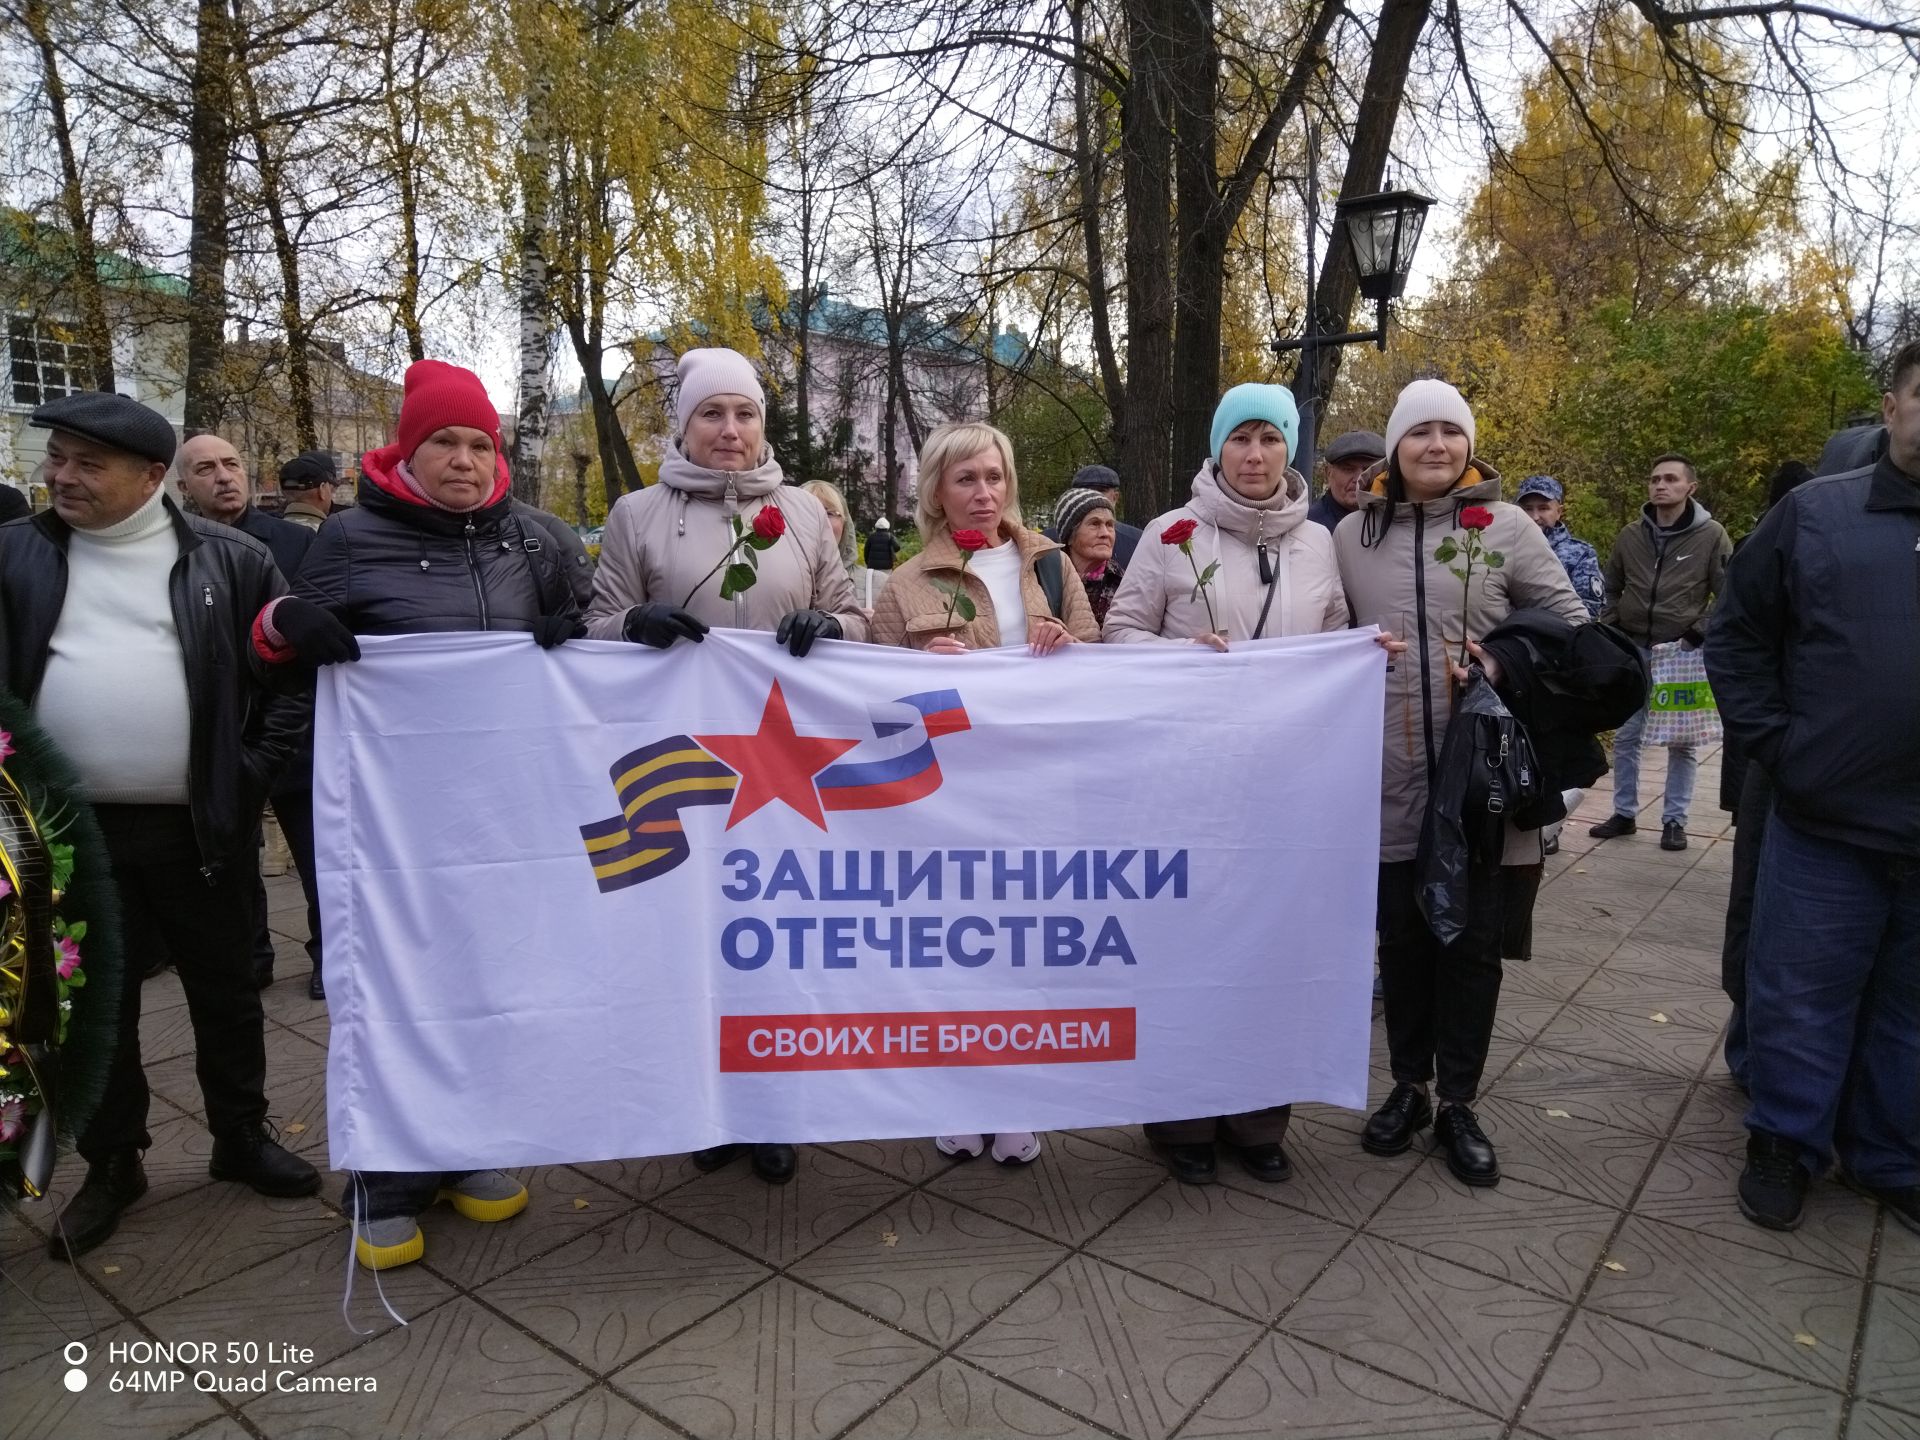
[1273,187,1434,482]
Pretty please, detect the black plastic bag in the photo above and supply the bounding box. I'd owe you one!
[1416,669,1544,946]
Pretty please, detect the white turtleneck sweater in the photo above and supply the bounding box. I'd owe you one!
[35,487,193,804]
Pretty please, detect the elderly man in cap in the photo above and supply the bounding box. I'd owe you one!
[1515,475,1605,616]
[278,450,338,531]
[176,433,325,995]
[1307,430,1384,532]
[0,392,319,1259]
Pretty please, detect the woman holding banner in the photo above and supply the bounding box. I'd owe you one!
[1335,380,1589,1189]
[870,421,1098,658]
[585,346,867,1188]
[872,420,1098,1163]
[1105,384,1358,1186]
[253,358,581,1269]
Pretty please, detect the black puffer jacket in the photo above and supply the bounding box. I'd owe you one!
[1480,608,1650,828]
[0,499,300,872]
[292,478,578,635]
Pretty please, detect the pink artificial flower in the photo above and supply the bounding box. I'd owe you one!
[0,730,12,765]
[0,1097,22,1143]
[0,877,11,901]
[56,936,81,980]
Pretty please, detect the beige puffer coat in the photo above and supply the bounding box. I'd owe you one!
[870,523,1099,649]
[1334,462,1589,862]
[583,447,868,640]
[1104,460,1347,643]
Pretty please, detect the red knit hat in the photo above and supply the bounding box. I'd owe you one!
[396,359,501,458]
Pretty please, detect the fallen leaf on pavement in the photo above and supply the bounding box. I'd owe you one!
[572,1197,589,1210]
[1602,1260,1626,1273]
[881,1231,899,1247]
[102,1265,120,1274]
[286,1121,307,1134]
[1794,1333,1818,1347]
[1545,1109,1573,1119]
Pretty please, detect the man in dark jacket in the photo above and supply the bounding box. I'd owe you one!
[0,393,319,1259]
[177,432,313,579]
[1706,340,1920,1237]
[1307,431,1383,533]
[177,433,323,993]
[1590,454,1732,851]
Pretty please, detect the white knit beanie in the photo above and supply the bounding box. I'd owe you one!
[1384,379,1476,459]
[674,348,765,435]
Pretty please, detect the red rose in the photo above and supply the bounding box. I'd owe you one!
[752,506,786,541]
[1161,518,1199,546]
[1459,506,1494,531]
[951,528,990,552]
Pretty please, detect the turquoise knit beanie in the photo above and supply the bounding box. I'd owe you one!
[1209,384,1300,465]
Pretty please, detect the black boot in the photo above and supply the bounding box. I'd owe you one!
[1230,1142,1292,1184]
[48,1152,148,1260]
[1155,1142,1218,1185]
[690,1143,748,1173]
[751,1143,797,1184]
[1361,1083,1433,1156]
[307,967,325,1002]
[209,1121,321,1197]
[1434,1104,1500,1186]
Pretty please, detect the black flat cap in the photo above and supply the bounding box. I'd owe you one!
[279,450,338,491]
[30,391,177,465]
[1072,463,1121,492]
[1323,430,1385,464]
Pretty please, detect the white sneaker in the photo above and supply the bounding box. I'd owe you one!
[934,1134,986,1159]
[991,1132,1042,1165]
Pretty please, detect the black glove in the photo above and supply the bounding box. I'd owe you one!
[776,609,841,657]
[623,602,709,648]
[273,597,360,665]
[531,615,584,649]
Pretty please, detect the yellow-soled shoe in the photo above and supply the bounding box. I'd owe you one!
[354,1217,425,1271]
[436,1170,529,1223]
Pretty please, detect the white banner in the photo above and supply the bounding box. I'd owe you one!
[317,628,1384,1172]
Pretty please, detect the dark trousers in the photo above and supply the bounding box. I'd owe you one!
[1376,858,1506,1103]
[1721,765,1776,1086]
[251,788,321,974]
[83,805,268,1161]
[1745,815,1920,1186]
[1500,862,1543,962]
[1145,1107,1292,1147]
[347,1170,467,1222]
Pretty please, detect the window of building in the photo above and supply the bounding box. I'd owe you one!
[8,317,97,407]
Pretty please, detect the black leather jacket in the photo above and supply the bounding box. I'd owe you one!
[292,482,578,634]
[0,499,301,874]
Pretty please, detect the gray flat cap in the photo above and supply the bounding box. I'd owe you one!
[30,391,178,465]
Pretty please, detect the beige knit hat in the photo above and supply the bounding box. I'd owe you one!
[674,348,764,435]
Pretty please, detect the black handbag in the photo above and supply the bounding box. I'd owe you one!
[1416,668,1544,945]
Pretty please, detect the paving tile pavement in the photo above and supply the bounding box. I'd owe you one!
[2,743,1912,1439]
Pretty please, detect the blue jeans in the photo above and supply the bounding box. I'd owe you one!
[1611,651,1697,824]
[1745,815,1920,1186]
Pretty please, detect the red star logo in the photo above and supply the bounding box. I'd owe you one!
[696,681,860,830]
